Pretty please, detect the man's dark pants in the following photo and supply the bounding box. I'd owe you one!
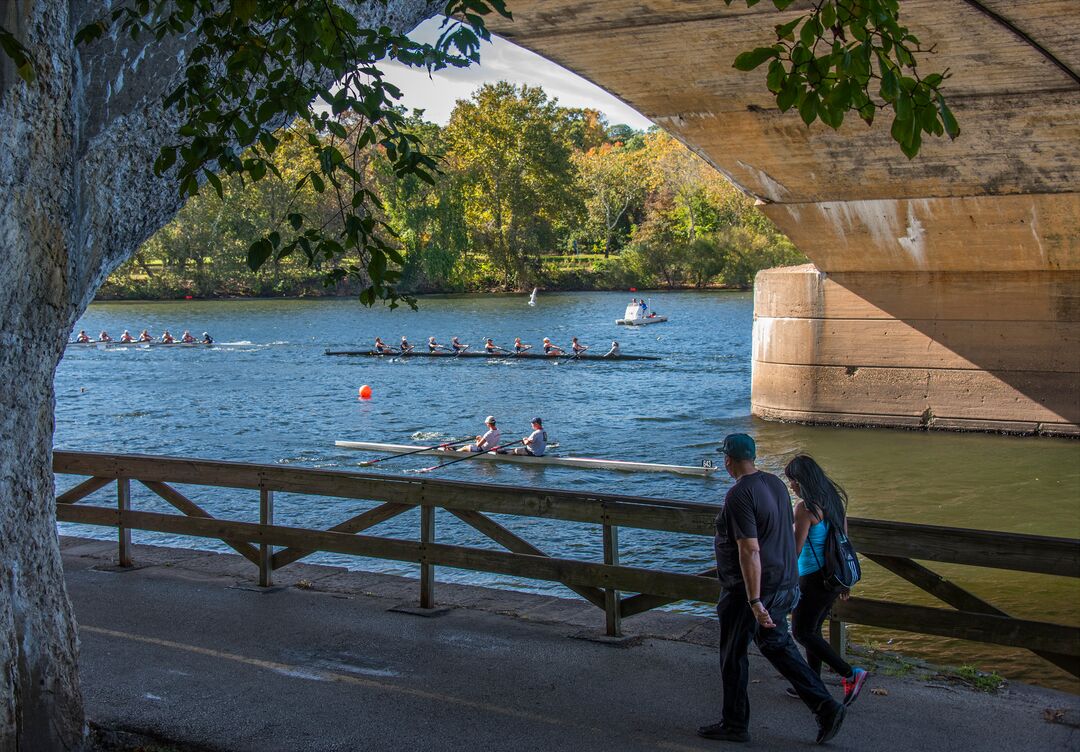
[717,584,839,731]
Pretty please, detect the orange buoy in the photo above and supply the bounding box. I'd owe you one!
[358,385,373,400]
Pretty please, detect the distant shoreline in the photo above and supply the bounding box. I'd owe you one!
[92,284,752,303]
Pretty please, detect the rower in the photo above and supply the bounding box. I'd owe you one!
[513,337,532,353]
[484,338,509,355]
[428,336,449,353]
[138,329,153,342]
[160,330,175,344]
[451,336,469,353]
[503,417,547,457]
[542,338,565,356]
[201,332,214,345]
[459,416,500,453]
[374,337,396,354]
[98,330,113,343]
[75,330,91,343]
[180,330,196,344]
[604,340,621,358]
[570,337,588,355]
[119,330,135,343]
[400,336,413,354]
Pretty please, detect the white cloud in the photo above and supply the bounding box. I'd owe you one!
[380,17,653,129]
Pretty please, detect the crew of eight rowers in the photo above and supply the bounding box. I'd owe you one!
[372,336,620,358]
[75,329,214,344]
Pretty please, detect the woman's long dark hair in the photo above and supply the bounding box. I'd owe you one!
[784,455,848,527]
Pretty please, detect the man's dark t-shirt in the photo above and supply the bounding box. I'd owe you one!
[714,471,798,593]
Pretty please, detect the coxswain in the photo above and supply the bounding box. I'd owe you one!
[98,330,113,343]
[160,330,175,344]
[428,336,449,353]
[400,336,413,354]
[201,332,214,345]
[542,338,565,356]
[484,338,509,355]
[75,330,92,344]
[138,329,153,342]
[180,330,196,344]
[119,330,135,343]
[513,337,532,354]
[450,336,469,353]
[570,337,588,355]
[374,337,396,355]
[503,417,547,457]
[604,340,621,358]
[459,416,500,453]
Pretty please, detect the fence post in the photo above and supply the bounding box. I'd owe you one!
[259,488,274,587]
[602,523,621,636]
[829,616,847,657]
[117,478,132,567]
[420,503,435,609]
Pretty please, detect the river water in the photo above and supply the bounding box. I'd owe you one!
[56,292,1080,691]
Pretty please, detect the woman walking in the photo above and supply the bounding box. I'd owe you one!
[785,455,869,706]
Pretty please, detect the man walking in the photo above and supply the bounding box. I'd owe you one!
[699,433,846,745]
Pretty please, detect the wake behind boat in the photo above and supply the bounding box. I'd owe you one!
[324,349,660,362]
[336,440,716,477]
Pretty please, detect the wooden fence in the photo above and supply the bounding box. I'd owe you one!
[53,450,1080,678]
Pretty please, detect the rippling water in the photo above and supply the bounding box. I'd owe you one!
[56,292,1079,691]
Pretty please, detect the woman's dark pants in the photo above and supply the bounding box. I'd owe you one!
[791,570,854,678]
[717,584,838,732]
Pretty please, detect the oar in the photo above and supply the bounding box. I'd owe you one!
[358,438,473,467]
[414,439,524,473]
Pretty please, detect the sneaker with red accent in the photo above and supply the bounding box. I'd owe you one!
[841,668,868,706]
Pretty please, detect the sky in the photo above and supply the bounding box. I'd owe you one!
[378,17,653,130]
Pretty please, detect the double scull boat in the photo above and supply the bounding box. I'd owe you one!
[336,441,716,477]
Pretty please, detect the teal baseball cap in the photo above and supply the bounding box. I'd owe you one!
[718,433,756,461]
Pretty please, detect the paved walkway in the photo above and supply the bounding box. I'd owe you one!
[61,537,1079,752]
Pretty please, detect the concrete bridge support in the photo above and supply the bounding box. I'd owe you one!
[752,265,1080,435]
[493,1,1080,433]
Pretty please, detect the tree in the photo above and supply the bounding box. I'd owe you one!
[444,82,581,287]
[575,141,648,257]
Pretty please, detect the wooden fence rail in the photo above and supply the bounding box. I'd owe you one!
[53,450,1080,677]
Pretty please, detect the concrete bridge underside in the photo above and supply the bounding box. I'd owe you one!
[491,1,1080,435]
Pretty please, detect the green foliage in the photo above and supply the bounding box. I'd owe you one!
[727,0,958,157]
[105,91,806,298]
[74,0,511,309]
[0,27,36,83]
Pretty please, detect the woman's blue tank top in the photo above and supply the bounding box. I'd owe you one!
[798,519,829,576]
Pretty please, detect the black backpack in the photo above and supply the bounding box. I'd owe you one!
[812,518,862,592]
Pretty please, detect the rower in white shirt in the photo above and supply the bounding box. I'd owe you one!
[603,340,621,358]
[503,417,547,456]
[459,416,500,452]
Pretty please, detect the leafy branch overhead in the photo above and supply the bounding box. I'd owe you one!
[74,0,511,308]
[729,0,958,158]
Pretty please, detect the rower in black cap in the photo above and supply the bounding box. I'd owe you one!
[503,417,547,456]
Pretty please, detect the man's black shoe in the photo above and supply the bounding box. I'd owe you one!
[815,702,846,744]
[697,722,750,743]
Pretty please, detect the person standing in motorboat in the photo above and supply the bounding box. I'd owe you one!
[458,416,500,453]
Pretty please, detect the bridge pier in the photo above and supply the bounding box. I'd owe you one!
[751,265,1080,436]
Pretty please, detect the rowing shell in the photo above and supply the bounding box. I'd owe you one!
[325,350,660,362]
[69,341,214,347]
[336,441,717,477]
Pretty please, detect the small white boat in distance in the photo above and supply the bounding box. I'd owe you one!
[528,288,538,306]
[616,300,667,326]
[336,441,716,477]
